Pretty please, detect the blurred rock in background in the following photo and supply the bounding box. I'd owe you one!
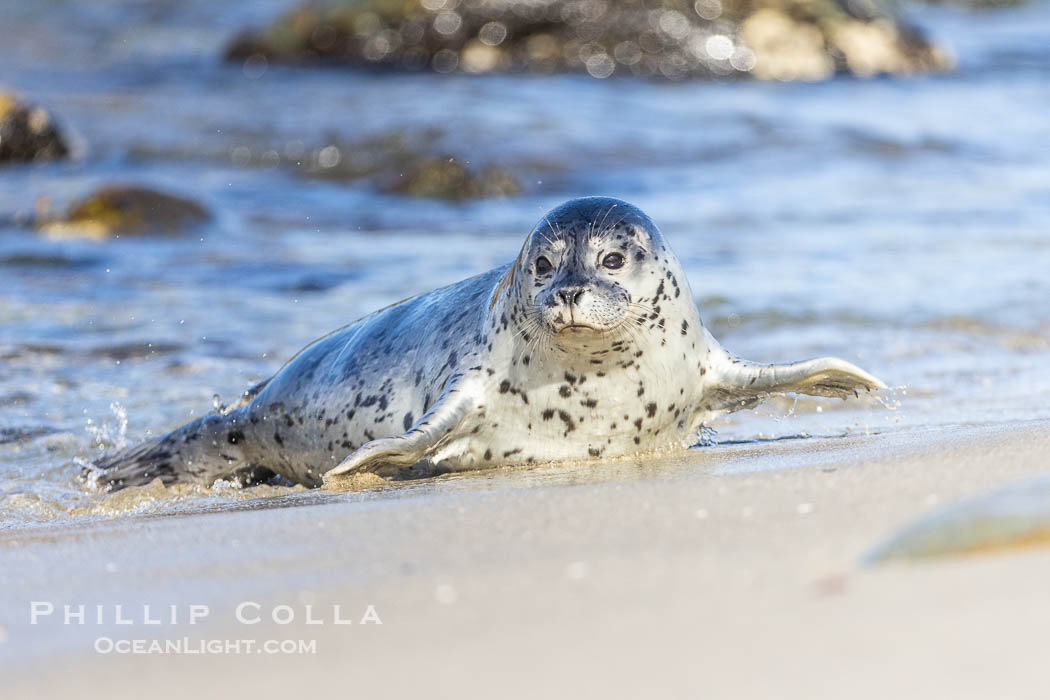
[35,186,211,241]
[377,156,520,199]
[230,129,522,199]
[225,0,952,81]
[0,92,69,164]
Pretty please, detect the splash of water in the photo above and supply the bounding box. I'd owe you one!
[84,401,129,450]
[76,402,129,493]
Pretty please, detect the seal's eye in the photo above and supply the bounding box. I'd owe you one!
[602,252,625,270]
[535,256,552,275]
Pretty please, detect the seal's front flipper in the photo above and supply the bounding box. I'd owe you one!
[324,378,477,480]
[703,353,885,416]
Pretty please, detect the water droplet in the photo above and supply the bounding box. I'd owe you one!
[318,145,341,169]
[705,35,734,61]
[479,21,507,46]
[434,583,457,604]
[433,11,462,36]
[242,53,268,79]
[585,53,615,79]
[565,561,589,580]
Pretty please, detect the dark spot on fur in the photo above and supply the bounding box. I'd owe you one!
[557,410,576,433]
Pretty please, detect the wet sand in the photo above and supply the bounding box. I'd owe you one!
[4,420,1050,698]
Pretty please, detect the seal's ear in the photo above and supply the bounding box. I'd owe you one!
[701,341,884,416]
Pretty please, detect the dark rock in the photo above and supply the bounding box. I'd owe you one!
[224,0,952,81]
[37,185,210,240]
[0,92,69,163]
[376,155,520,199]
[258,130,521,199]
[0,426,59,444]
[89,342,187,361]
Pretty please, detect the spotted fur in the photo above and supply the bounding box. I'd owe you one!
[90,197,883,490]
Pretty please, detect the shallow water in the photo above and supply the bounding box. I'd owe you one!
[1,1,1049,528]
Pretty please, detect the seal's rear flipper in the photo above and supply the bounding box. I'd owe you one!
[86,434,181,490]
[702,354,885,416]
[85,412,253,492]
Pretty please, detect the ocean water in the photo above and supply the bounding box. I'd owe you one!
[1,0,1048,528]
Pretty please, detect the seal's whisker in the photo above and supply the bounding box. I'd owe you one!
[627,302,657,320]
[519,324,549,366]
[615,317,646,348]
[590,204,613,241]
[511,316,540,344]
[597,213,629,240]
[538,218,558,248]
[511,312,549,366]
[550,217,567,243]
[592,204,622,242]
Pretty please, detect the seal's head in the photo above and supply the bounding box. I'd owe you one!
[504,196,678,344]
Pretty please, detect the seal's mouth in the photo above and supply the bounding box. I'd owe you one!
[551,321,605,334]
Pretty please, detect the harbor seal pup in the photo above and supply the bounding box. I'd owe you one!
[91,196,884,490]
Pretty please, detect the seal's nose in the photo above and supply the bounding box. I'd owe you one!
[556,287,586,307]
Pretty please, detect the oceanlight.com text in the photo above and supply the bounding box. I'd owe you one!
[94,637,318,655]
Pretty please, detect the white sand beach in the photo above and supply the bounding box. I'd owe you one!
[4,420,1050,699]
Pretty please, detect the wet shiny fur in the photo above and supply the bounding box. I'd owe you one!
[91,197,883,490]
